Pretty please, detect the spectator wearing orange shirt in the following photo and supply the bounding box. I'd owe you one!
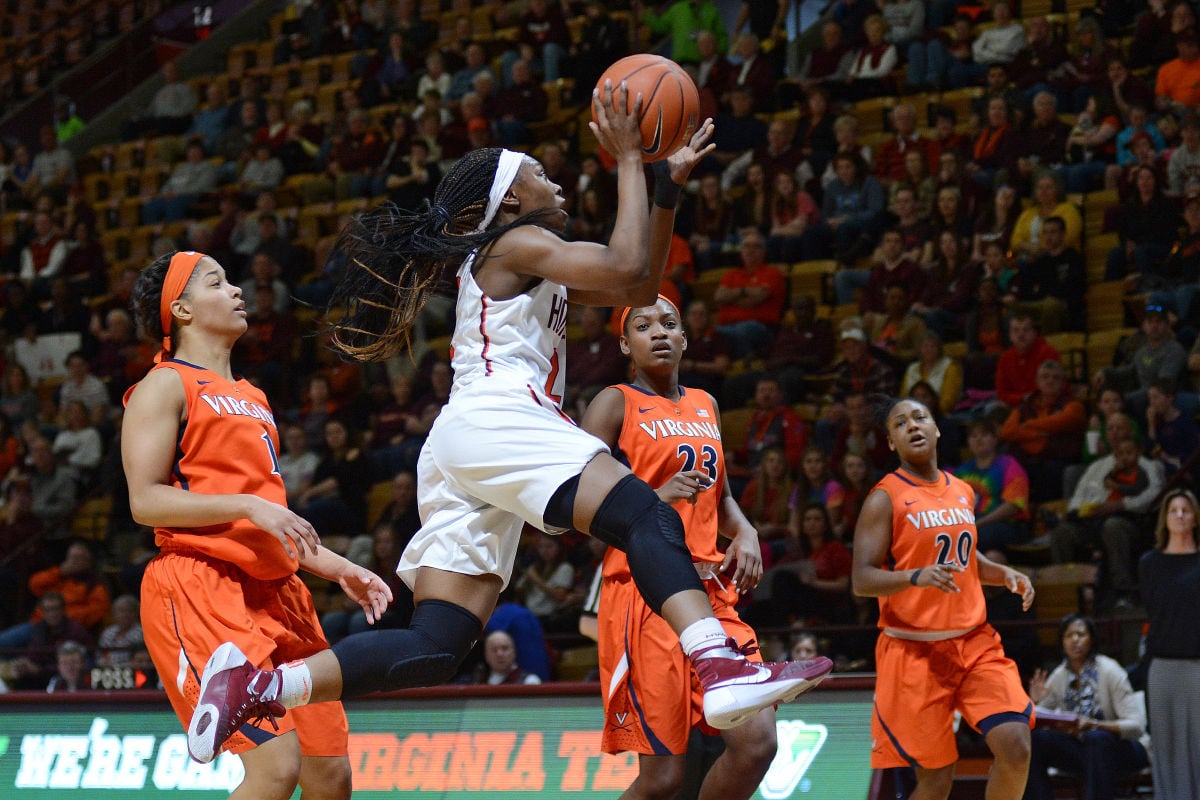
[1000,359,1086,502]
[1156,28,1200,116]
[729,377,809,494]
[712,232,786,359]
[0,541,110,650]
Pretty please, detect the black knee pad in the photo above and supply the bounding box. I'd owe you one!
[590,474,700,614]
[332,599,481,697]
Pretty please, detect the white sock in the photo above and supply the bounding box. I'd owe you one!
[276,660,313,708]
[679,618,737,660]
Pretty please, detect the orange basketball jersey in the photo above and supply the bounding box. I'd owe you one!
[603,384,724,580]
[873,470,986,633]
[125,360,298,580]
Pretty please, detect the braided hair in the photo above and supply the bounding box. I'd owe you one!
[326,147,560,362]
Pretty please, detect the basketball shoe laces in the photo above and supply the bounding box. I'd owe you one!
[691,636,828,688]
[223,669,286,736]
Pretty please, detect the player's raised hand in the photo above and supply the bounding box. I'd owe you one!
[590,81,643,159]
[656,469,713,505]
[1004,566,1036,611]
[664,117,716,185]
[338,565,394,624]
[247,496,321,558]
[912,561,965,593]
[720,527,763,594]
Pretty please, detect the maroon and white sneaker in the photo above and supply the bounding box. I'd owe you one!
[693,639,833,729]
[187,642,286,763]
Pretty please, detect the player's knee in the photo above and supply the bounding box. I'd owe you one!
[987,723,1031,767]
[333,600,481,695]
[726,725,778,778]
[299,756,352,800]
[241,755,301,800]
[915,764,955,796]
[636,760,685,799]
[589,474,667,549]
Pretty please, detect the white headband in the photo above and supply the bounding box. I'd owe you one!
[475,149,526,233]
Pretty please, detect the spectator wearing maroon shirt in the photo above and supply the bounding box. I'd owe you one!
[722,119,805,193]
[325,109,387,201]
[994,311,1061,409]
[1007,16,1068,102]
[874,104,931,187]
[495,59,548,148]
[566,306,627,413]
[695,29,734,115]
[727,32,777,112]
[725,295,836,407]
[1015,92,1072,192]
[853,227,925,316]
[798,20,854,93]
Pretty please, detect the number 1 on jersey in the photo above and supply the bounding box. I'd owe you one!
[261,432,280,475]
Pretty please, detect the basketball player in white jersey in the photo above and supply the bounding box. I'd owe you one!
[186,84,832,765]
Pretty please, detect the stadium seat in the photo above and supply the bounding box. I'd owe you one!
[1044,332,1086,382]
[555,645,598,681]
[1085,328,1136,373]
[1085,281,1127,333]
[719,407,754,456]
[365,480,394,530]
[1030,562,1098,649]
[790,260,837,305]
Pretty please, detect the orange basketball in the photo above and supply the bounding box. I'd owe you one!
[593,54,700,163]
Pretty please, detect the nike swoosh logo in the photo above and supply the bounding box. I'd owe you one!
[905,499,918,505]
[644,106,664,156]
[638,407,654,413]
[197,380,213,385]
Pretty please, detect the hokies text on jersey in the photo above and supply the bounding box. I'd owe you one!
[547,294,568,339]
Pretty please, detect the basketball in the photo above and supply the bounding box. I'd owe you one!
[592,54,700,163]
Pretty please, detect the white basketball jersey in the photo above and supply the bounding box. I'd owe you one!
[450,251,569,406]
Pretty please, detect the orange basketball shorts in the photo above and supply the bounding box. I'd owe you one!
[871,624,1032,769]
[141,549,348,758]
[597,572,760,755]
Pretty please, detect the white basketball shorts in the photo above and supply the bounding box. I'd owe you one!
[397,378,608,590]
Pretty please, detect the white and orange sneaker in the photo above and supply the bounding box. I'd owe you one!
[692,639,833,729]
[187,642,286,764]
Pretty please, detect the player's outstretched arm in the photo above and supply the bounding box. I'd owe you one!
[300,546,394,623]
[123,368,319,559]
[852,488,963,597]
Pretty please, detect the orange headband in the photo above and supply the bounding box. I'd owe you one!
[158,251,206,359]
[618,294,679,334]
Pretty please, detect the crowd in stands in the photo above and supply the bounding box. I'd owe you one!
[0,0,1197,714]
